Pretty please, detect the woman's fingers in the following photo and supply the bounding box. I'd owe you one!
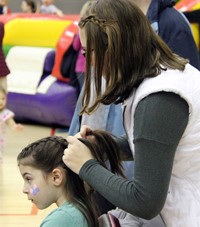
[80,125,93,138]
[62,136,94,174]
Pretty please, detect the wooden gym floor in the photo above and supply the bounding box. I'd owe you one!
[0,124,67,227]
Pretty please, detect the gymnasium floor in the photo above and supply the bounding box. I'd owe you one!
[0,124,67,226]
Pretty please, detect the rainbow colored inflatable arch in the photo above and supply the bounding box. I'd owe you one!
[1,13,79,47]
[0,14,80,127]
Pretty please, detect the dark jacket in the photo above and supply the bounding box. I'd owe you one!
[147,0,200,70]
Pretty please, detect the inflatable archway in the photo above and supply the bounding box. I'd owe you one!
[0,13,79,81]
[1,14,79,46]
[0,13,80,127]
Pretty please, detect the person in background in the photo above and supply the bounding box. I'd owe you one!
[17,131,124,226]
[0,22,10,92]
[0,0,11,14]
[0,85,24,164]
[63,0,200,226]
[36,0,63,17]
[134,0,200,70]
[21,0,36,13]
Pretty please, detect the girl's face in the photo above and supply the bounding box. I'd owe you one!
[0,91,6,111]
[19,165,57,209]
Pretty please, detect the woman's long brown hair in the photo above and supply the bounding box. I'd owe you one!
[78,0,188,114]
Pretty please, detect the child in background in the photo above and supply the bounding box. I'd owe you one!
[17,132,124,227]
[21,0,36,13]
[37,0,63,17]
[0,0,11,14]
[0,86,24,163]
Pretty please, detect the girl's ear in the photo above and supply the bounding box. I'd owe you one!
[51,168,64,186]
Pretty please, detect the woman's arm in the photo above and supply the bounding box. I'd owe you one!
[79,92,189,219]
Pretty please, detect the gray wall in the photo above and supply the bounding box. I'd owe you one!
[8,0,88,14]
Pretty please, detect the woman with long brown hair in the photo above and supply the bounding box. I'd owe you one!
[63,0,200,226]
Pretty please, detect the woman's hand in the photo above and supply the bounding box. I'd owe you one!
[74,125,93,139]
[62,135,94,174]
[80,125,92,138]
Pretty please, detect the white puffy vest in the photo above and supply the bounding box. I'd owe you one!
[123,64,200,226]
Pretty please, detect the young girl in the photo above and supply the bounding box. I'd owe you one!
[0,86,23,163]
[17,131,124,227]
[37,0,63,17]
[21,0,36,13]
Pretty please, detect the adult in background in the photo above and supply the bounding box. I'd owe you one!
[137,0,200,70]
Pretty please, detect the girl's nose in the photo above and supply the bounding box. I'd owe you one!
[22,184,29,194]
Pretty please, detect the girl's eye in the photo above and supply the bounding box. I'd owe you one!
[25,177,32,183]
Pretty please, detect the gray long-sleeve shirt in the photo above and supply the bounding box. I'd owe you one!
[79,92,189,219]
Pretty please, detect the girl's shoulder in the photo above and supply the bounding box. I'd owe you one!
[40,202,88,227]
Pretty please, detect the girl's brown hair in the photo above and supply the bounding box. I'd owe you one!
[78,0,188,114]
[17,130,124,227]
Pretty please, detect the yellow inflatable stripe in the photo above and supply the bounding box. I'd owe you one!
[190,3,200,49]
[190,24,199,49]
[3,18,72,48]
[191,2,200,10]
